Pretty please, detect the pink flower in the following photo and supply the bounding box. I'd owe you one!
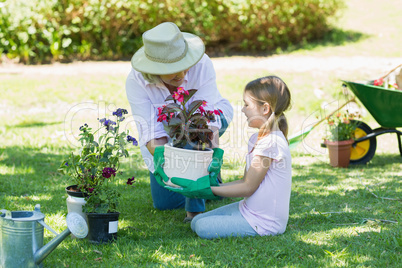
[177,87,189,95]
[173,92,184,103]
[213,109,221,115]
[202,101,207,107]
[198,106,205,113]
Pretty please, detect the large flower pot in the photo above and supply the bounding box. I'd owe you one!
[325,139,354,168]
[163,144,213,187]
[86,212,120,244]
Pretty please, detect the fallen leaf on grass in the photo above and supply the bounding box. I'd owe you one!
[93,250,102,255]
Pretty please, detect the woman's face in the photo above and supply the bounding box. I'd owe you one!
[159,68,190,87]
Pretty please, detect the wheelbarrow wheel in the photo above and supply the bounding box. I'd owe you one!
[350,120,377,165]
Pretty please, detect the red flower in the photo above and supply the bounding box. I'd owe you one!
[157,114,167,122]
[213,109,221,115]
[374,78,383,86]
[102,167,116,178]
[127,177,135,185]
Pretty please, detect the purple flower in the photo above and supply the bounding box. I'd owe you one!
[113,108,128,119]
[127,135,138,146]
[79,123,88,132]
[88,188,94,193]
[102,167,116,178]
[127,177,135,185]
[99,118,116,131]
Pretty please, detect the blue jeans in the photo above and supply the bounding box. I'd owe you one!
[149,172,205,212]
[191,202,258,239]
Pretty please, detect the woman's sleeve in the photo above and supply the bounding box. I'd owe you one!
[125,72,168,147]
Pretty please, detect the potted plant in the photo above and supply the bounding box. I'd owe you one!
[58,108,137,243]
[324,111,358,168]
[156,87,222,187]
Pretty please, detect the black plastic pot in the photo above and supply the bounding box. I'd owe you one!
[65,185,88,198]
[86,212,120,244]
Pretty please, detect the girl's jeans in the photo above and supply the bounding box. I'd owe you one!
[191,202,258,239]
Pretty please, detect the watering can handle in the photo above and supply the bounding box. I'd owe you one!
[1,209,12,219]
[38,220,59,235]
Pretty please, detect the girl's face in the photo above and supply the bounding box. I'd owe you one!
[159,68,190,88]
[241,91,269,128]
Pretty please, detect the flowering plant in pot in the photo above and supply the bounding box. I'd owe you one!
[157,87,222,150]
[324,111,359,167]
[58,108,137,243]
[156,87,222,186]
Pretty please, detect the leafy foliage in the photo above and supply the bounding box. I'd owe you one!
[157,88,221,150]
[58,108,137,213]
[0,0,344,63]
[325,111,359,142]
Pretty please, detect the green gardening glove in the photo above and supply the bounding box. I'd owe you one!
[169,175,220,200]
[208,148,224,187]
[153,146,169,188]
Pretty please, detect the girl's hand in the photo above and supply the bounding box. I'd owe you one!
[211,155,272,198]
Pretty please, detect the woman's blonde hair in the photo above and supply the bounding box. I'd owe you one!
[245,76,292,141]
[141,72,161,84]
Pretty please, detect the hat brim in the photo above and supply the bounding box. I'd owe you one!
[131,32,205,75]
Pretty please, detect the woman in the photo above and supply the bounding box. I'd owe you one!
[126,22,233,221]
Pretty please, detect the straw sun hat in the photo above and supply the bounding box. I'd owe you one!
[131,22,205,75]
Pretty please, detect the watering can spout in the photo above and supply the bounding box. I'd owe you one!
[34,229,71,265]
[34,212,88,265]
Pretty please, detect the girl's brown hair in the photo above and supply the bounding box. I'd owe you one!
[245,76,292,141]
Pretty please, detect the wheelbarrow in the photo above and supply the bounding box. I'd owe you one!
[341,81,402,164]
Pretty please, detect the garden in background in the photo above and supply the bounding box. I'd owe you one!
[0,0,401,266]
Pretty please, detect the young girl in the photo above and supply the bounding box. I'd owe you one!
[191,76,292,239]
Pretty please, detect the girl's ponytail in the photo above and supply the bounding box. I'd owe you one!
[245,76,291,142]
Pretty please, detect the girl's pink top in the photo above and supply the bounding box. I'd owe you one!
[239,131,292,236]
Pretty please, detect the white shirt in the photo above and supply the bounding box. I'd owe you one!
[126,54,233,172]
[239,131,292,236]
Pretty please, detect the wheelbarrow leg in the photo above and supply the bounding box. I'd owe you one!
[397,132,402,158]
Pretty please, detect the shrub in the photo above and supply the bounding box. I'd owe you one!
[0,0,344,64]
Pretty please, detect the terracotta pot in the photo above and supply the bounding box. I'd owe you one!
[324,139,354,168]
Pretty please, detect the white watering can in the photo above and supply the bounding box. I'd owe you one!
[0,204,88,268]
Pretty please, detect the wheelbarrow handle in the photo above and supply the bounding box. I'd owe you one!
[380,63,402,80]
[313,97,356,128]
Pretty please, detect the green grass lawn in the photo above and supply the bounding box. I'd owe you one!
[1,0,401,266]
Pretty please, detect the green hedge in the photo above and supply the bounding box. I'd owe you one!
[0,0,344,64]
